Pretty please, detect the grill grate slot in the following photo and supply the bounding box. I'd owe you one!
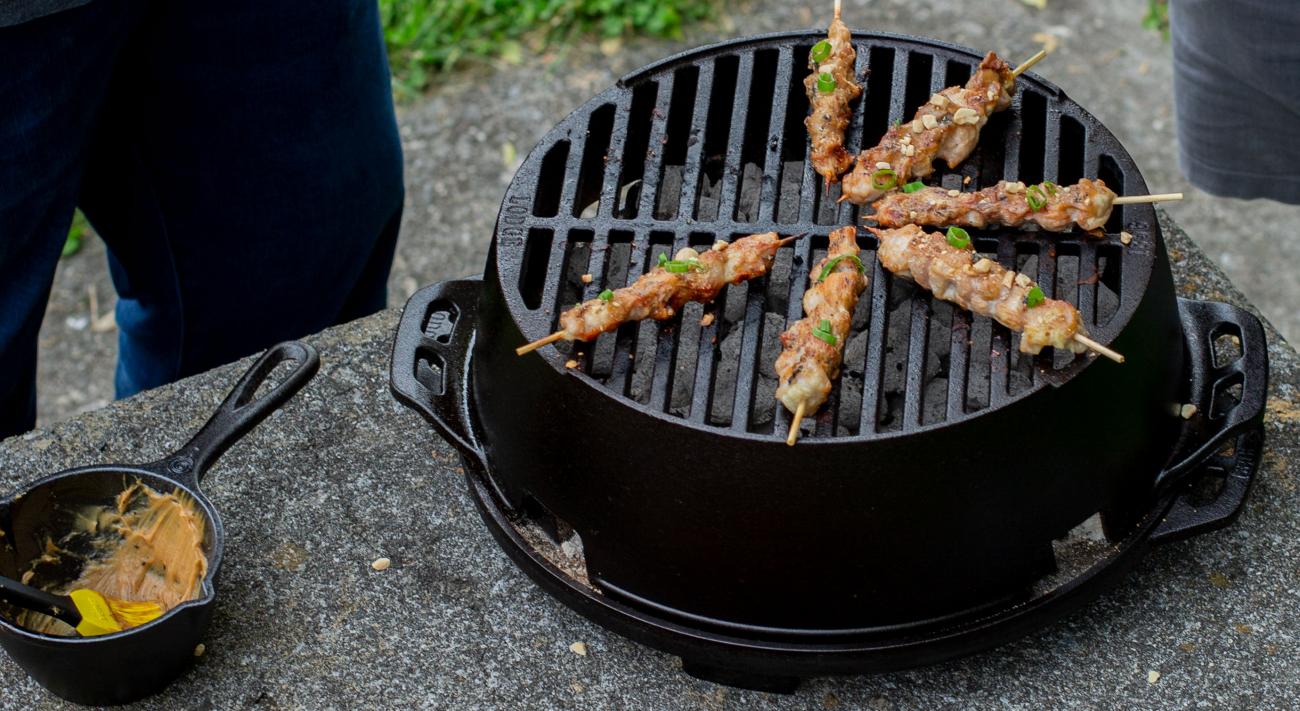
[1097,154,1127,234]
[1017,92,1048,185]
[574,104,617,218]
[500,32,1159,442]
[694,55,741,222]
[519,229,555,310]
[1058,116,1086,186]
[613,81,661,219]
[653,68,699,220]
[532,142,570,217]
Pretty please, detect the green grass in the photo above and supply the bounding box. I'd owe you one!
[1143,0,1169,41]
[380,0,716,97]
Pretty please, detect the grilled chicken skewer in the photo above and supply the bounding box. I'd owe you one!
[872,179,1184,233]
[776,226,870,445]
[841,50,1038,206]
[805,0,862,185]
[516,232,806,356]
[868,225,1123,363]
[873,178,1117,232]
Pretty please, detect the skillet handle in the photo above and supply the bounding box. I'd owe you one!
[389,279,487,468]
[164,341,321,486]
[1152,299,1268,498]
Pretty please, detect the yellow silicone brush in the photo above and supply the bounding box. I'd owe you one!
[1,574,163,636]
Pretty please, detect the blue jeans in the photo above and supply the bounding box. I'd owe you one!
[0,0,404,438]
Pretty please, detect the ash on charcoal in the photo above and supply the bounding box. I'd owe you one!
[515,518,593,590]
[1031,512,1117,596]
[748,312,788,430]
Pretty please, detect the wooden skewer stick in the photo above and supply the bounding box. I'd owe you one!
[787,401,807,446]
[515,331,566,357]
[1010,48,1049,79]
[1112,192,1184,205]
[834,0,841,20]
[779,232,810,247]
[1074,334,1125,364]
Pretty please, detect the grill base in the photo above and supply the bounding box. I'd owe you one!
[461,423,1260,691]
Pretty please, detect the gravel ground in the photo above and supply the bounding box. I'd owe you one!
[33,0,1300,426]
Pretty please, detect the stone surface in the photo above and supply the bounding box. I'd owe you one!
[33,0,1300,427]
[2,215,1297,709]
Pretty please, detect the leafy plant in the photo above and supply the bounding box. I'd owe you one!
[379,0,716,97]
[63,209,89,258]
[1142,0,1169,42]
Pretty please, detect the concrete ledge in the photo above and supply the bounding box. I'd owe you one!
[3,217,1297,709]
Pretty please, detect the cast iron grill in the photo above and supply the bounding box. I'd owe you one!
[394,29,1270,690]
[497,32,1151,439]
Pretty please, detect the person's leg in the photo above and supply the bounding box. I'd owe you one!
[1171,0,1300,204]
[79,0,404,397]
[0,1,139,438]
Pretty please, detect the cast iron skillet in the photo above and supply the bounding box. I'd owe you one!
[0,341,319,706]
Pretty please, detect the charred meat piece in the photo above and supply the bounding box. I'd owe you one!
[555,232,791,343]
[842,53,1014,205]
[870,225,1088,355]
[776,226,870,423]
[804,13,862,183]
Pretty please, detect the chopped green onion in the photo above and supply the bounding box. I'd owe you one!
[893,118,902,127]
[901,180,926,194]
[812,319,838,346]
[599,289,614,302]
[946,226,972,249]
[1025,285,1046,308]
[1026,184,1046,211]
[817,72,837,94]
[1042,180,1058,196]
[817,254,865,283]
[871,168,898,191]
[659,254,707,273]
[811,40,832,63]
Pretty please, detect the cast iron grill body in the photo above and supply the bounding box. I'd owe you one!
[473,32,1183,630]
[396,32,1264,638]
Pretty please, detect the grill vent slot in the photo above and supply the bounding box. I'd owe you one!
[533,142,570,217]
[518,229,554,310]
[501,32,1157,441]
[1017,92,1048,185]
[574,104,616,218]
[615,82,661,219]
[694,55,741,222]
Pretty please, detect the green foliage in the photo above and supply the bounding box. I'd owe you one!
[379,0,716,97]
[62,209,89,258]
[1142,0,1169,42]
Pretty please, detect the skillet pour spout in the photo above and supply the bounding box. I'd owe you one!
[0,341,319,706]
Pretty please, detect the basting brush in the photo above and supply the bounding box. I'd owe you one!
[0,574,163,637]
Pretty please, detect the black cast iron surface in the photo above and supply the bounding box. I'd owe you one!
[0,217,1296,707]
[392,273,1266,689]
[495,30,1160,439]
[415,31,1267,637]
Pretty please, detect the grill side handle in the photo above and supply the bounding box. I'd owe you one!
[1149,299,1269,539]
[390,279,488,469]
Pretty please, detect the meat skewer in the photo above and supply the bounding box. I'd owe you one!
[872,179,1119,232]
[871,179,1183,233]
[840,50,1044,206]
[867,224,1124,363]
[805,0,863,185]
[775,226,870,445]
[516,232,807,356]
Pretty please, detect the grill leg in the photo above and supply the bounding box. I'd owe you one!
[680,659,801,694]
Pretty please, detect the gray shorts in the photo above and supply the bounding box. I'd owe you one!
[1172,0,1300,204]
